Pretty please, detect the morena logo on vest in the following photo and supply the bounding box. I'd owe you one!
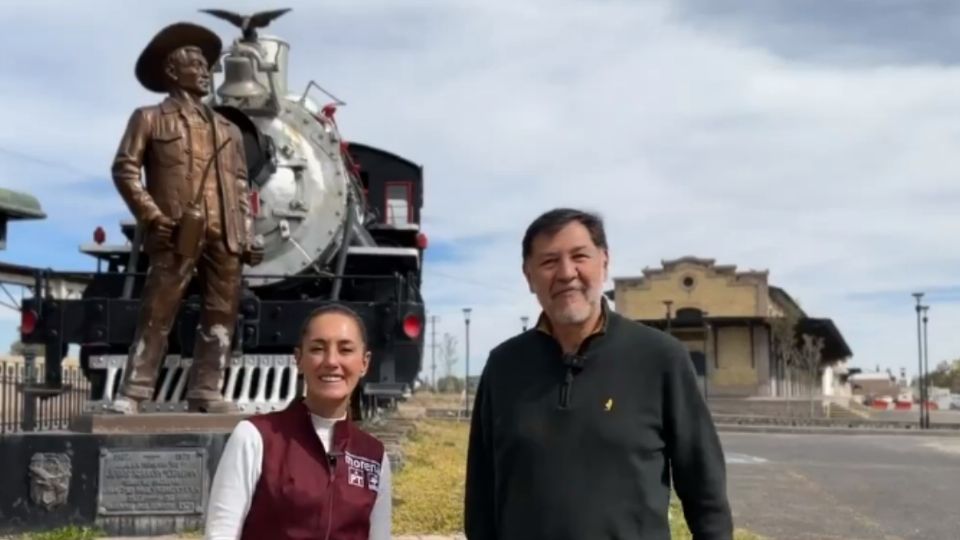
[345,451,381,492]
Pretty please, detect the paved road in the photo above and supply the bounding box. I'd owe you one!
[720,432,960,540]
[870,409,960,425]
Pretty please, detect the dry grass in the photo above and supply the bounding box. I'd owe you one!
[393,419,764,538]
[670,496,765,540]
[408,390,465,409]
[392,420,470,535]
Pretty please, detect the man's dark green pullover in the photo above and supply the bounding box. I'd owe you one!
[463,304,733,539]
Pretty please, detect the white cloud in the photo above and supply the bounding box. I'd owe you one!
[1,0,958,378]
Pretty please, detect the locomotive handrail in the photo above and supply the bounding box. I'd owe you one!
[330,189,357,301]
[298,80,346,108]
[20,268,417,305]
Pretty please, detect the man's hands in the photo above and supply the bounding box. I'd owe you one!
[149,214,176,247]
[147,212,264,266]
[242,245,264,266]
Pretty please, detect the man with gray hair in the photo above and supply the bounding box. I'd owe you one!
[464,207,733,539]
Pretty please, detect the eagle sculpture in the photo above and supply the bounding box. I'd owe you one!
[200,8,292,42]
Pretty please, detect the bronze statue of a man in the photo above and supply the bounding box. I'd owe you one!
[108,22,262,414]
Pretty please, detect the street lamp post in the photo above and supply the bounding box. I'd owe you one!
[912,292,924,429]
[521,316,529,332]
[663,300,674,333]
[702,310,711,401]
[921,305,930,429]
[463,307,472,418]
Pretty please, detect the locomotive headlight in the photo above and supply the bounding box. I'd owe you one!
[401,313,423,339]
[19,309,37,335]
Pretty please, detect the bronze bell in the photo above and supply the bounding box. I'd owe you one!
[216,55,268,100]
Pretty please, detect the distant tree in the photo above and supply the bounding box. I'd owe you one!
[928,359,960,393]
[9,340,43,356]
[770,309,826,416]
[436,375,464,394]
[797,333,825,417]
[770,310,801,408]
[441,333,459,391]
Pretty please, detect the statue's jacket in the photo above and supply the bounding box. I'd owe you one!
[112,96,251,255]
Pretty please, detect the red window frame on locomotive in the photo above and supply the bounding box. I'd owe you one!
[383,180,414,225]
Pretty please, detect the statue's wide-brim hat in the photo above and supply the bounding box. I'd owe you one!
[135,22,222,93]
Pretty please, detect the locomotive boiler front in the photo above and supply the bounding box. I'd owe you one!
[211,34,371,288]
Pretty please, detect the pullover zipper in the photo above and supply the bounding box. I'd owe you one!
[557,332,603,409]
[558,351,586,409]
[559,367,575,409]
[324,453,337,540]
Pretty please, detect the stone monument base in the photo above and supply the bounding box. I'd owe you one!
[0,413,248,537]
[69,411,249,435]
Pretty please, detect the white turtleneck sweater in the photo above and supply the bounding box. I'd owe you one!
[204,413,392,540]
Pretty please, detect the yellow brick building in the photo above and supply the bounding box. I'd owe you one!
[608,256,852,398]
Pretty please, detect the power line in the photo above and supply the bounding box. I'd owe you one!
[427,270,521,294]
[0,145,94,177]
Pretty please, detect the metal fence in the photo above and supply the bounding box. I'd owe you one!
[0,361,91,435]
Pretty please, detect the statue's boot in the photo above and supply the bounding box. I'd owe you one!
[184,317,240,414]
[103,396,140,415]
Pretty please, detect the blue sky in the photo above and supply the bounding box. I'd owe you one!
[2,0,960,380]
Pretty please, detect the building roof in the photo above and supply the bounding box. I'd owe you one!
[614,255,769,287]
[0,188,45,220]
[849,372,895,382]
[797,317,853,361]
[768,286,805,318]
[612,256,854,361]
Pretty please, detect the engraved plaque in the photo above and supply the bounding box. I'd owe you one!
[97,448,206,515]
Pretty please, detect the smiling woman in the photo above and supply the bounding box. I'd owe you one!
[204,304,391,540]
[296,305,371,417]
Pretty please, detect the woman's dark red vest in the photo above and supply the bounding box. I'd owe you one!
[238,398,385,540]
